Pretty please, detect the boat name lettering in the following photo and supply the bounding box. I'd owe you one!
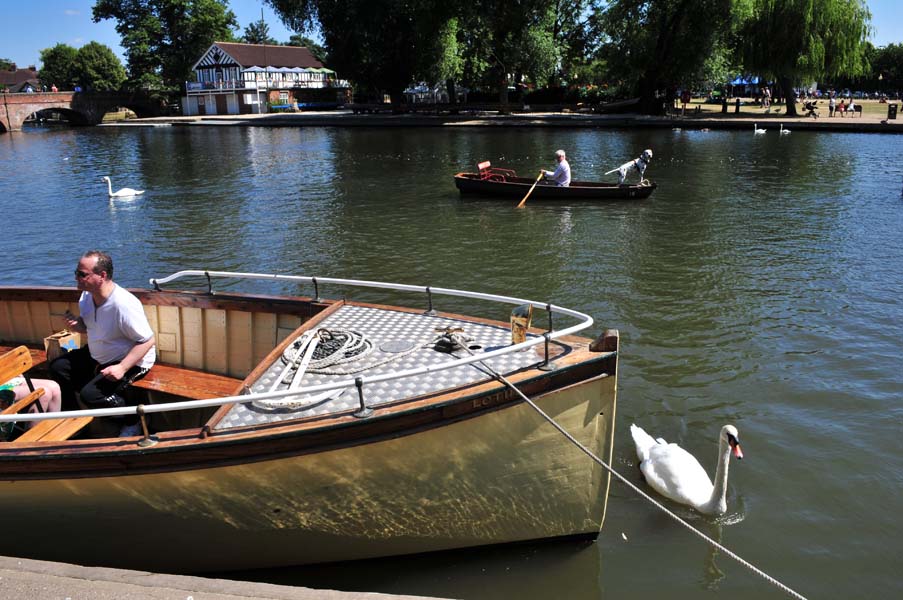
[472,390,510,409]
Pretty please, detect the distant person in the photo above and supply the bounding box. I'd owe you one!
[50,250,155,437]
[51,84,58,92]
[543,149,571,187]
[829,96,836,117]
[837,99,846,116]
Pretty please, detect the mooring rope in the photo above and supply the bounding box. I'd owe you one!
[446,333,809,600]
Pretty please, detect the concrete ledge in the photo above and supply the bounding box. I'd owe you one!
[0,555,446,600]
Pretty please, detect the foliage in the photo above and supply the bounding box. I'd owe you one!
[870,43,903,90]
[39,44,80,90]
[596,0,734,114]
[267,0,462,102]
[93,0,238,90]
[735,0,871,114]
[285,34,328,64]
[0,58,14,71]
[74,42,127,91]
[243,20,278,45]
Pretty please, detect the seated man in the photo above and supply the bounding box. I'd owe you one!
[543,149,571,187]
[50,250,155,437]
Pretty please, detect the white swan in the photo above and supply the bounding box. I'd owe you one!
[753,123,766,135]
[102,176,144,197]
[780,124,791,135]
[630,423,743,516]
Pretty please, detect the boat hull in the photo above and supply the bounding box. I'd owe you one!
[0,376,615,572]
[454,173,656,200]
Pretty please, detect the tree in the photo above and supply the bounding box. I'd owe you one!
[285,34,328,64]
[267,0,463,104]
[93,0,239,90]
[39,44,80,90]
[597,0,734,114]
[736,0,872,116]
[74,42,127,91]
[870,43,903,92]
[0,58,14,71]
[243,20,278,45]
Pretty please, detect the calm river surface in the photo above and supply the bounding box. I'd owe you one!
[1,122,902,599]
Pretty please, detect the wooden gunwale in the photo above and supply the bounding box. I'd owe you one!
[0,286,615,480]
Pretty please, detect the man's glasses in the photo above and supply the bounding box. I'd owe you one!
[75,270,92,279]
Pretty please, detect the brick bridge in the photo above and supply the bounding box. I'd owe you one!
[0,91,165,133]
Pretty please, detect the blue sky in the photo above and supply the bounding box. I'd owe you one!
[4,0,902,69]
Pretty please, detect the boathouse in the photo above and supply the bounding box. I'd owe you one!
[182,42,351,116]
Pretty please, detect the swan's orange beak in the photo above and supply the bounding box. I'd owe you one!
[730,439,743,460]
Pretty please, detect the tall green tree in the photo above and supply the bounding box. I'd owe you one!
[0,58,14,71]
[39,44,80,90]
[597,0,734,114]
[243,20,278,45]
[74,42,127,91]
[285,34,328,64]
[870,43,903,92]
[93,0,238,90]
[267,0,462,103]
[736,0,871,116]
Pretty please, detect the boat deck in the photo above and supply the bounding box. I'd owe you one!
[216,304,565,430]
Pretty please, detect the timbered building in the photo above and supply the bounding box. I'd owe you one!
[182,42,350,116]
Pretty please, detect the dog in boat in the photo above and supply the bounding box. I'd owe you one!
[612,149,653,185]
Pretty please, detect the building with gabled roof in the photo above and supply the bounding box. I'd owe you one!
[182,42,350,116]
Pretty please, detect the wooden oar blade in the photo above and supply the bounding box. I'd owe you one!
[516,172,544,208]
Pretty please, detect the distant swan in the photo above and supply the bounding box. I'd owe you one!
[102,176,144,197]
[780,124,791,135]
[754,123,766,135]
[630,423,743,516]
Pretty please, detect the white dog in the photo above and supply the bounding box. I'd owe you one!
[608,149,653,184]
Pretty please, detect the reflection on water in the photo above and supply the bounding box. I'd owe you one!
[1,124,902,599]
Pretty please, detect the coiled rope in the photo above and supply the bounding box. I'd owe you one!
[445,332,809,600]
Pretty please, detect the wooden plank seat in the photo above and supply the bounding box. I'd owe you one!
[14,416,94,443]
[132,364,243,400]
[0,345,94,442]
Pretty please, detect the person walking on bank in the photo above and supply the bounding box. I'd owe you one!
[50,250,155,437]
[543,149,571,187]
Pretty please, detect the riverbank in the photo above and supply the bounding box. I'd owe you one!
[106,105,903,133]
[0,555,444,600]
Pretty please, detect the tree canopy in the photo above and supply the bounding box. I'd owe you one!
[285,34,328,64]
[39,42,126,91]
[0,59,14,71]
[93,0,238,90]
[243,21,278,45]
[736,0,871,115]
[39,44,80,90]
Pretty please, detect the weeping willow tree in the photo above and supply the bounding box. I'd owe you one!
[736,0,871,116]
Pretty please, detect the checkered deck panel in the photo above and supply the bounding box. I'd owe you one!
[215,305,565,430]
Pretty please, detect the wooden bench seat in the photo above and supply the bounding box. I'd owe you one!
[0,345,243,402]
[132,363,243,400]
[15,416,94,443]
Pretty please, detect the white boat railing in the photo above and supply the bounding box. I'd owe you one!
[0,270,597,426]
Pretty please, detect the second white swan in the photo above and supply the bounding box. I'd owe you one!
[102,176,144,198]
[630,423,743,515]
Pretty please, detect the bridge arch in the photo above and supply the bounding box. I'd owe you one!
[1,92,165,133]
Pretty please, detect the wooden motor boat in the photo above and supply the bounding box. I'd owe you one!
[454,161,656,200]
[0,270,618,572]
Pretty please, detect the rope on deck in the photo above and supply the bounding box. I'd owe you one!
[450,333,809,600]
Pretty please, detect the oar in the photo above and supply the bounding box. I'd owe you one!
[516,171,544,209]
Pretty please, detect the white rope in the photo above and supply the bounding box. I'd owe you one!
[449,334,809,600]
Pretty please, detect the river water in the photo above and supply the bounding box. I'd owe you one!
[1,123,901,599]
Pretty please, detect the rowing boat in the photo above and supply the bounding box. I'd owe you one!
[0,270,618,572]
[454,163,656,200]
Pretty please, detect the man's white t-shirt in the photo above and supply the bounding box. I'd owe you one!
[78,284,156,369]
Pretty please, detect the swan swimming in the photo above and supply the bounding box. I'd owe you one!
[630,423,743,515]
[102,176,144,198]
[753,123,766,135]
[780,124,791,135]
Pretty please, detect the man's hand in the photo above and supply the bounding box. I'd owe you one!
[101,364,127,381]
[63,310,86,333]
